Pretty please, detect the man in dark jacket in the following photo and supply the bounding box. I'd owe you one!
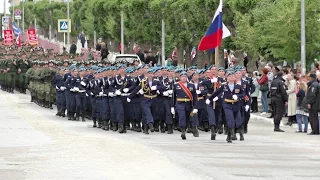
[306,73,320,135]
[136,48,145,64]
[69,41,77,54]
[270,72,288,132]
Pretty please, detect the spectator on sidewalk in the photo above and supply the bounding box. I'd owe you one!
[251,71,260,113]
[296,79,309,133]
[285,74,297,126]
[305,73,320,135]
[258,67,269,115]
[69,41,77,54]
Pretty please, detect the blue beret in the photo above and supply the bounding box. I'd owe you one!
[218,67,225,71]
[189,66,197,70]
[207,65,215,69]
[68,64,77,70]
[147,68,154,73]
[180,71,187,76]
[91,65,99,70]
[226,71,235,76]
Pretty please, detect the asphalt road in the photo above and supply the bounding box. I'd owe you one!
[1,91,320,180]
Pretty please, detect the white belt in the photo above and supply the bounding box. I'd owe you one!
[79,90,86,93]
[120,93,130,96]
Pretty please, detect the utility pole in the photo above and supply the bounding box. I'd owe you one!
[67,0,70,49]
[161,0,166,66]
[22,0,25,32]
[120,11,124,54]
[301,0,306,75]
[34,0,37,31]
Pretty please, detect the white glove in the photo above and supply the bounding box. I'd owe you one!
[196,90,201,95]
[123,88,129,93]
[56,86,59,90]
[60,86,65,91]
[115,90,121,95]
[90,92,94,95]
[213,96,219,102]
[192,109,198,114]
[138,89,144,95]
[205,99,211,105]
[108,92,114,97]
[157,90,160,94]
[167,90,173,94]
[232,94,238,100]
[171,107,175,115]
[163,91,169,96]
[80,81,86,86]
[127,98,131,103]
[73,87,79,92]
[151,86,157,90]
[86,93,89,97]
[99,92,104,96]
[211,78,218,83]
[245,105,249,112]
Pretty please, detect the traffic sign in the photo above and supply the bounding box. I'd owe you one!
[58,19,71,33]
[14,9,22,20]
[2,16,10,25]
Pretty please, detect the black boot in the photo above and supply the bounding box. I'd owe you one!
[101,121,106,130]
[61,109,66,117]
[148,123,154,132]
[105,120,109,131]
[144,124,149,134]
[167,124,173,134]
[231,128,237,140]
[118,123,124,133]
[160,122,166,133]
[49,103,53,109]
[181,128,186,140]
[136,123,142,132]
[204,122,209,132]
[244,124,248,134]
[67,112,71,120]
[132,122,137,131]
[56,109,61,116]
[93,118,97,128]
[211,126,216,140]
[218,125,223,134]
[72,113,76,121]
[186,122,192,133]
[154,121,159,132]
[274,124,285,132]
[192,126,199,137]
[227,129,232,143]
[97,120,102,128]
[112,122,118,131]
[239,126,244,141]
[224,126,228,135]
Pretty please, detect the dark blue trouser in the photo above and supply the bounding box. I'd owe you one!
[109,98,117,123]
[98,97,110,121]
[56,91,66,111]
[163,97,173,125]
[130,97,142,123]
[91,97,99,119]
[75,92,87,116]
[206,103,216,127]
[65,91,71,113]
[114,96,124,123]
[223,103,241,128]
[175,102,192,128]
[69,92,76,113]
[142,97,157,125]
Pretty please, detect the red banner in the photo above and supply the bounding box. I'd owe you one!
[27,28,38,46]
[3,30,14,45]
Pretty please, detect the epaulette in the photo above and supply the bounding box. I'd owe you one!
[154,79,159,81]
[221,82,227,85]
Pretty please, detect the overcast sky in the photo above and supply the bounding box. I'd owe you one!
[0,0,11,14]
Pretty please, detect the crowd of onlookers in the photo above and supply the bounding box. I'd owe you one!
[250,63,320,134]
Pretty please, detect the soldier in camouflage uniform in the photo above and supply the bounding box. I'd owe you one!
[17,53,32,94]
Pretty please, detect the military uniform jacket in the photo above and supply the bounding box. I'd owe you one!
[208,83,245,107]
[305,80,320,110]
[113,75,135,94]
[191,80,207,109]
[74,76,89,93]
[171,81,198,108]
[129,78,166,99]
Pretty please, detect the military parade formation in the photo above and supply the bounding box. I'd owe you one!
[0,44,257,143]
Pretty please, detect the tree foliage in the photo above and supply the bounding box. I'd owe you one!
[11,0,320,68]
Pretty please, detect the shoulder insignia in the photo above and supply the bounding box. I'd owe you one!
[221,82,227,85]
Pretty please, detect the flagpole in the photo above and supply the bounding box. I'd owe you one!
[213,46,219,109]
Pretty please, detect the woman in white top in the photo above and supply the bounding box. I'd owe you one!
[285,74,297,126]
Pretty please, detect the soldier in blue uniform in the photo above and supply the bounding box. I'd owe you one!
[189,70,207,137]
[112,65,135,133]
[216,67,227,134]
[171,71,198,140]
[206,71,245,143]
[52,69,67,117]
[108,67,117,131]
[128,68,167,134]
[240,66,255,133]
[87,69,101,127]
[74,67,89,121]
[65,66,78,120]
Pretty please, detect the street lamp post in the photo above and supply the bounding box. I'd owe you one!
[67,0,70,49]
[49,0,52,42]
[301,0,306,75]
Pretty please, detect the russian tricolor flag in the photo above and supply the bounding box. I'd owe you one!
[198,0,230,51]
